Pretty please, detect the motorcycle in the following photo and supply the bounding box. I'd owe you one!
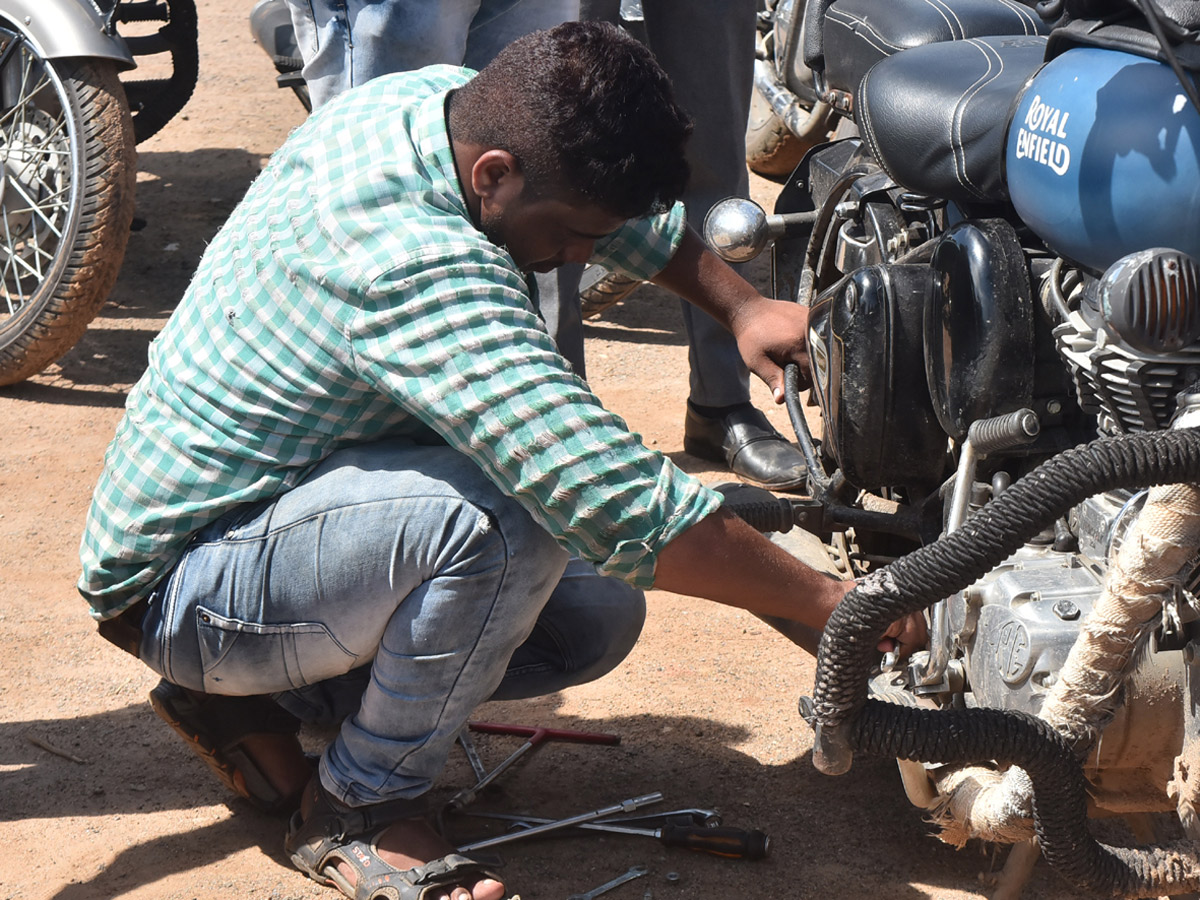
[0,0,197,386]
[706,0,1200,895]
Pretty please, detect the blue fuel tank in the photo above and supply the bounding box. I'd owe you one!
[1005,46,1200,273]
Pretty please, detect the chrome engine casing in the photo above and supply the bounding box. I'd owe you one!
[955,490,1153,717]
[893,281,1200,816]
[954,542,1104,716]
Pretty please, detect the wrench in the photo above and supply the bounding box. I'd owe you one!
[567,865,649,900]
[456,792,663,852]
[463,808,720,834]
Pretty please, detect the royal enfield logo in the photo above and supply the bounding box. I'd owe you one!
[996,619,1032,684]
[1013,94,1071,176]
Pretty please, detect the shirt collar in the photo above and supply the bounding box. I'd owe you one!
[410,81,471,221]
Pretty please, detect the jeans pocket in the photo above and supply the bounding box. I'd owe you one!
[196,606,357,694]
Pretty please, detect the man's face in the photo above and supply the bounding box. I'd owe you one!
[480,188,626,274]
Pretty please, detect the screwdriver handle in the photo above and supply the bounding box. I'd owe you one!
[659,824,771,860]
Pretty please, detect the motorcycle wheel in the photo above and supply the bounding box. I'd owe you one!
[745,88,809,180]
[0,29,137,386]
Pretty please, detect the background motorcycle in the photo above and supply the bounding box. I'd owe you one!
[0,0,197,386]
[707,0,1200,896]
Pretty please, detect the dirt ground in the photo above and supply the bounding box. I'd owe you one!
[0,3,1091,899]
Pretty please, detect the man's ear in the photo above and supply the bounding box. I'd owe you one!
[471,149,524,209]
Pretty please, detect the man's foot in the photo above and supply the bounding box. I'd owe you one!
[579,265,643,320]
[149,679,312,814]
[287,776,507,900]
[683,401,808,492]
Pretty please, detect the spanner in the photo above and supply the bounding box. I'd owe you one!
[567,865,649,900]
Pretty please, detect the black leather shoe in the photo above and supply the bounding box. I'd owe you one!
[683,402,808,492]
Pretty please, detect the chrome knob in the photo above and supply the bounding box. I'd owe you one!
[703,197,771,263]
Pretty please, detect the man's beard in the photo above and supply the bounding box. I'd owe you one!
[479,208,508,256]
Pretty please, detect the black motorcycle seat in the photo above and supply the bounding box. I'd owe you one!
[823,0,1048,98]
[857,35,1047,204]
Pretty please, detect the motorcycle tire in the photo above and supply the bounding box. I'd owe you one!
[0,31,137,387]
[116,0,200,145]
[745,88,809,180]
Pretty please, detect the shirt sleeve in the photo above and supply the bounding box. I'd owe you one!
[589,201,687,281]
[348,232,721,587]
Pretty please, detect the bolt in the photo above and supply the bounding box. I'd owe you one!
[1052,598,1080,621]
[844,279,858,314]
[834,200,858,220]
[1185,642,1200,666]
[665,872,680,885]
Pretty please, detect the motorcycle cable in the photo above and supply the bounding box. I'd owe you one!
[1136,0,1200,116]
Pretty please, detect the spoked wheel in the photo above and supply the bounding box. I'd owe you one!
[0,26,136,386]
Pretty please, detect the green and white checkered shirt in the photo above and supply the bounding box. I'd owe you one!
[79,66,722,620]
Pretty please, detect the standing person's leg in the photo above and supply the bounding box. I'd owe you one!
[642,0,807,490]
[535,264,588,377]
[641,0,756,410]
[579,0,620,21]
[283,0,483,109]
[464,0,581,69]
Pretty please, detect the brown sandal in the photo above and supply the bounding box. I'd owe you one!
[149,678,310,814]
[285,777,505,900]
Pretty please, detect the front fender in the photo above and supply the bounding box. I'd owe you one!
[0,0,134,68]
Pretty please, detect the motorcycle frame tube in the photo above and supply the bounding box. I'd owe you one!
[0,0,134,68]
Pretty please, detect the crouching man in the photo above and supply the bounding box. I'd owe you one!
[80,22,920,900]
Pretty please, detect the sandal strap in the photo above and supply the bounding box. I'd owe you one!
[405,853,491,888]
[286,776,429,857]
[335,840,499,900]
[305,797,428,842]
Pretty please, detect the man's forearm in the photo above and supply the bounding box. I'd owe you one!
[649,227,764,332]
[652,508,848,633]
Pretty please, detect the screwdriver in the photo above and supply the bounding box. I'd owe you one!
[654,821,771,859]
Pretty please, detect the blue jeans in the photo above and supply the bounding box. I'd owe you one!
[138,440,644,807]
[284,0,579,109]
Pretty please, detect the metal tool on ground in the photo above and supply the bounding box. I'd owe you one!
[448,721,621,809]
[465,807,720,831]
[464,809,770,859]
[567,865,650,900]
[457,728,488,782]
[584,808,723,828]
[456,792,663,852]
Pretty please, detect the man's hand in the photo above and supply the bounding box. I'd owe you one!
[878,611,928,659]
[649,227,813,403]
[730,297,813,404]
[831,579,928,659]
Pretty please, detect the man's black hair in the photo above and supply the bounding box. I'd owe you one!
[448,21,692,220]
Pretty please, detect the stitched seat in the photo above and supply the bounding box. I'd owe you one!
[822,0,1048,97]
[857,35,1047,203]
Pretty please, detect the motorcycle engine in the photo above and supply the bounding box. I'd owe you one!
[910,252,1200,815]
